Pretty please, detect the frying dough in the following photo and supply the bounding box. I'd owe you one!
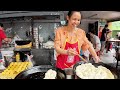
[44,69,57,79]
[75,63,114,79]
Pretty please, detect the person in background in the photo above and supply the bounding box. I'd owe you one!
[86,32,91,42]
[54,11,101,70]
[98,26,104,39]
[0,23,11,59]
[89,30,101,57]
[100,24,110,55]
[118,32,120,40]
[82,49,90,62]
[106,30,112,52]
[82,33,91,62]
[79,49,89,61]
[80,49,83,56]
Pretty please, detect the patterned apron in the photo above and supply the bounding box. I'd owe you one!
[56,37,80,70]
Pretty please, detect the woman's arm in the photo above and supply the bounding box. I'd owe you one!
[54,28,68,55]
[54,28,78,56]
[3,38,12,43]
[88,45,98,58]
[81,31,100,63]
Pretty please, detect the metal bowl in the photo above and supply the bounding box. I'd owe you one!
[56,68,75,79]
[63,68,75,79]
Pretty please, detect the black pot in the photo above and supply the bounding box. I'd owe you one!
[15,40,31,45]
[56,68,76,79]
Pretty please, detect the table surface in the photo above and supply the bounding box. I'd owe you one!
[108,40,120,42]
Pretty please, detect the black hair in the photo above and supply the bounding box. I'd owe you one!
[0,23,4,27]
[65,11,81,25]
[67,11,81,18]
[105,24,108,28]
[89,30,96,35]
[86,33,91,41]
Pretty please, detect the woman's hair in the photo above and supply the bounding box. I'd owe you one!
[89,30,96,35]
[67,11,81,18]
[65,11,81,25]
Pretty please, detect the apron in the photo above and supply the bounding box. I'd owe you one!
[56,37,80,70]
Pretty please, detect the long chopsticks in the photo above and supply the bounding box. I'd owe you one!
[69,51,88,63]
[64,63,71,68]
[63,52,88,69]
[76,54,88,62]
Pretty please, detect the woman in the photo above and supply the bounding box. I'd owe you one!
[98,26,104,39]
[100,24,109,55]
[0,23,11,59]
[54,11,101,70]
[89,30,101,57]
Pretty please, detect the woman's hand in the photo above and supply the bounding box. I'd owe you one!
[67,48,78,56]
[94,56,102,63]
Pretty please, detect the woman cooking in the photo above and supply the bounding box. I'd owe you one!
[54,11,101,70]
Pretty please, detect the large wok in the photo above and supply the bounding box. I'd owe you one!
[15,65,65,79]
[15,62,120,79]
[73,61,120,79]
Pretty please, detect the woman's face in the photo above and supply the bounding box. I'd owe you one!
[67,12,81,28]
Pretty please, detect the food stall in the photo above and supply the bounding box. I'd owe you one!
[0,11,120,79]
[0,11,64,79]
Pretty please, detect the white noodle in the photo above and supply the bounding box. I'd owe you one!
[76,63,114,79]
[44,69,57,79]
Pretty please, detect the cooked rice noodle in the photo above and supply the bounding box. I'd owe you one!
[75,63,114,79]
[44,69,57,79]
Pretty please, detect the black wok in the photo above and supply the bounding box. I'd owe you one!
[15,65,57,79]
[73,61,119,79]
